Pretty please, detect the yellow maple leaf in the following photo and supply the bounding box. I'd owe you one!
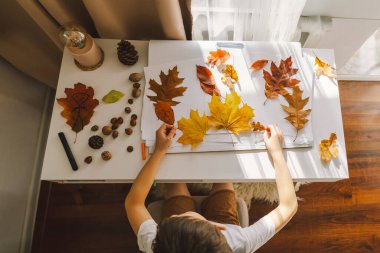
[315,56,336,79]
[208,91,254,135]
[177,110,210,149]
[320,133,339,162]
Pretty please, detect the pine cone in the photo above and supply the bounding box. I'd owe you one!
[117,40,139,65]
[88,135,104,149]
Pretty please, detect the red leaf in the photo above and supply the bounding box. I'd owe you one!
[154,101,174,125]
[57,83,99,134]
[196,65,221,96]
[250,60,268,71]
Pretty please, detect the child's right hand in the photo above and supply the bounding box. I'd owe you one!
[154,124,176,155]
[263,125,284,158]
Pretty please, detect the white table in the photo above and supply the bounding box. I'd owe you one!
[41,39,348,183]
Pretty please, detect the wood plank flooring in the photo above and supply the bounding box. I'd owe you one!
[32,81,380,253]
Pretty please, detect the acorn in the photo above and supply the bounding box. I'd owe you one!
[129,73,143,82]
[125,128,133,135]
[128,99,134,104]
[111,124,119,130]
[124,107,132,114]
[130,119,137,127]
[84,156,93,164]
[127,146,134,152]
[133,82,141,89]
[131,114,138,120]
[112,130,119,139]
[110,117,117,124]
[101,151,112,161]
[132,88,141,98]
[102,126,112,135]
[88,135,104,149]
[91,125,99,131]
[117,117,124,124]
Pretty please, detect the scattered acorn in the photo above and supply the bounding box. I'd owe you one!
[129,72,143,82]
[125,107,132,114]
[91,125,99,131]
[127,146,134,152]
[110,117,118,124]
[111,124,119,130]
[132,88,141,98]
[125,128,133,135]
[130,119,137,127]
[131,114,138,120]
[133,83,141,89]
[101,151,112,161]
[117,117,124,124]
[88,135,104,149]
[102,126,112,135]
[128,98,134,104]
[112,130,119,139]
[84,156,93,164]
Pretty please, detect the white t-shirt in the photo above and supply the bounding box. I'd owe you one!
[137,215,275,253]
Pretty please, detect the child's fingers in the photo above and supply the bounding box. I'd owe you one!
[167,127,176,139]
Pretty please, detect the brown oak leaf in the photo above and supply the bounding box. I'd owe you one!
[281,86,311,141]
[251,60,268,71]
[154,101,174,125]
[263,56,300,102]
[207,49,230,67]
[196,65,221,96]
[147,66,187,106]
[57,83,99,140]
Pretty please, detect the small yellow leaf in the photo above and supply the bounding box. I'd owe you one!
[315,56,336,79]
[320,133,339,162]
[177,110,210,149]
[208,91,254,135]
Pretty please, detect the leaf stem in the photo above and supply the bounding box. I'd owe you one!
[293,130,298,142]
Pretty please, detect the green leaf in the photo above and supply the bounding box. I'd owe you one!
[102,90,124,103]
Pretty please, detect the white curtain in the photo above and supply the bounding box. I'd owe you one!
[192,0,306,41]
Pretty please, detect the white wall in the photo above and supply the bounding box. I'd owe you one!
[0,58,52,253]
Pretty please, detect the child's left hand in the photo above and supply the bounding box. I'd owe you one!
[154,124,176,155]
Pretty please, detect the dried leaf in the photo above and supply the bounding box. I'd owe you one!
[251,121,266,132]
[57,82,99,135]
[178,110,210,149]
[208,91,254,135]
[263,56,300,101]
[319,133,339,162]
[207,49,230,67]
[147,66,187,106]
[154,101,174,125]
[102,90,124,103]
[221,64,239,90]
[315,56,336,79]
[196,65,221,96]
[251,60,269,71]
[281,86,311,141]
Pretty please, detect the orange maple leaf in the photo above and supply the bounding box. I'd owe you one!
[263,56,300,102]
[207,49,230,67]
[196,65,221,96]
[281,86,311,141]
[147,66,187,106]
[251,60,269,71]
[57,83,99,138]
[251,121,266,132]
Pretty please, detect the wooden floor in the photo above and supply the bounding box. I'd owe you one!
[32,81,380,253]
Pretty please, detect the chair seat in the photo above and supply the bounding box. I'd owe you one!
[147,196,249,227]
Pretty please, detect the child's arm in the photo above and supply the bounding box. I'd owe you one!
[125,124,176,234]
[264,125,298,233]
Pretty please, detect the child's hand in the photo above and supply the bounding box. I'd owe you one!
[154,124,176,155]
[263,125,284,159]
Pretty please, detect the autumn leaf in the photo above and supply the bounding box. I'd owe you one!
[251,121,266,132]
[196,65,221,96]
[315,56,336,79]
[207,49,230,67]
[147,66,187,106]
[320,133,339,162]
[221,64,239,90]
[263,56,300,101]
[251,60,268,71]
[208,91,254,135]
[154,101,174,125]
[177,110,210,149]
[281,86,311,141]
[102,90,124,103]
[57,83,99,140]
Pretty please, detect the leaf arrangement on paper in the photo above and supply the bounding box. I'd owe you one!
[319,133,338,162]
[147,66,187,124]
[263,56,300,101]
[281,86,311,141]
[207,49,230,67]
[196,65,221,96]
[315,56,336,79]
[57,83,99,141]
